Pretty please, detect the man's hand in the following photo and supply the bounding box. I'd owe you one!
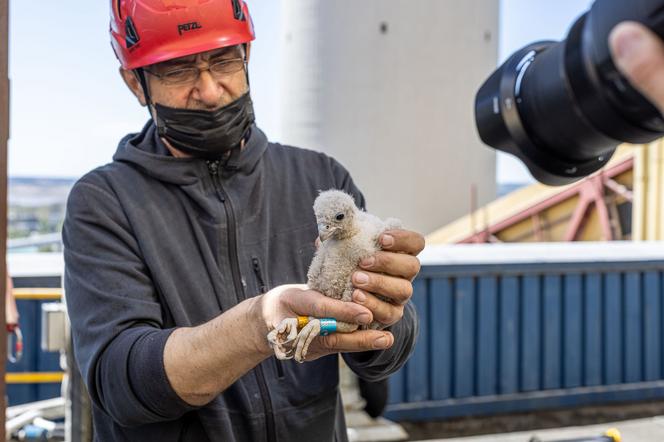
[254,229,424,362]
[610,21,664,114]
[351,229,425,329]
[253,284,395,360]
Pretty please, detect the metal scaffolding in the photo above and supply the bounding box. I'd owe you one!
[425,144,649,244]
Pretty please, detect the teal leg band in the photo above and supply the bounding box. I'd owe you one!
[319,318,337,336]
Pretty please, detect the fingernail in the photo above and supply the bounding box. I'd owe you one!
[373,335,388,349]
[612,24,645,65]
[381,234,394,248]
[354,272,369,285]
[356,313,371,325]
[360,256,375,268]
[354,290,367,303]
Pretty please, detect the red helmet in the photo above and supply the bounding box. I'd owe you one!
[110,0,255,70]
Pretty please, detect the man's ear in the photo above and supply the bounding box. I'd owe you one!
[119,67,147,107]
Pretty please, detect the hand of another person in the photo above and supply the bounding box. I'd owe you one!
[6,272,18,326]
[610,21,664,114]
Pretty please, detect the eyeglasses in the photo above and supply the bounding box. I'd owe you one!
[144,57,246,86]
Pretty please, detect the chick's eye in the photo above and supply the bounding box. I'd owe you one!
[335,213,345,221]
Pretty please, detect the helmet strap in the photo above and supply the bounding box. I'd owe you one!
[242,43,251,88]
[135,68,153,108]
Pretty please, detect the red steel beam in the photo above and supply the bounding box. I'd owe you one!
[460,157,633,243]
[604,177,634,201]
[562,175,614,241]
[563,191,592,241]
[592,175,614,240]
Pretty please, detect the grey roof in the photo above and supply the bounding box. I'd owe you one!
[419,241,664,266]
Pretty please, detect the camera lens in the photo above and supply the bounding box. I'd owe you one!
[475,0,664,185]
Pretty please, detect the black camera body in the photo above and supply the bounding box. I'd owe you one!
[475,0,664,185]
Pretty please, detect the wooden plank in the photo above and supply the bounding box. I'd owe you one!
[543,275,562,389]
[499,276,519,394]
[563,274,583,388]
[624,272,643,383]
[454,277,475,397]
[477,276,498,396]
[407,278,430,401]
[521,275,540,391]
[12,288,63,300]
[604,273,623,384]
[1,0,8,429]
[643,271,661,381]
[6,372,64,384]
[584,273,603,386]
[430,278,453,400]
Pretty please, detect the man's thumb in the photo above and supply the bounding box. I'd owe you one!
[610,21,664,115]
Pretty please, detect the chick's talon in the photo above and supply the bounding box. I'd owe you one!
[294,318,321,363]
[272,344,293,360]
[267,317,299,359]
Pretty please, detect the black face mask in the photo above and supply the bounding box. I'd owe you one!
[153,91,255,160]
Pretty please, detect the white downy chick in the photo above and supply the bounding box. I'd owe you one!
[267,189,402,362]
[308,190,401,304]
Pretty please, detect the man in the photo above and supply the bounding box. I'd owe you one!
[610,22,664,115]
[63,1,422,441]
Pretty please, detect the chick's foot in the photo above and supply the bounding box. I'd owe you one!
[293,318,321,363]
[267,317,299,360]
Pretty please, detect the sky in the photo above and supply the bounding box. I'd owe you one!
[497,0,593,183]
[7,0,593,183]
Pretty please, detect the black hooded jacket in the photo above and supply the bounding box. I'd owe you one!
[63,122,418,441]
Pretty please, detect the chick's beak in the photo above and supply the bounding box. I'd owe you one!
[318,223,336,242]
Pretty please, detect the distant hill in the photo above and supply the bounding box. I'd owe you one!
[8,178,528,205]
[7,178,529,210]
[9,177,76,208]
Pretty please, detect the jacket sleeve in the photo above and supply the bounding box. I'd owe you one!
[63,176,199,427]
[343,303,418,381]
[328,158,420,381]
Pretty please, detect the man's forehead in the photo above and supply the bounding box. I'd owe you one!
[157,45,242,67]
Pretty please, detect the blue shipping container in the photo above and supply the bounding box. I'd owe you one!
[386,242,664,421]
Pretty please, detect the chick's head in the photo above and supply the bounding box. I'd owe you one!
[313,190,358,241]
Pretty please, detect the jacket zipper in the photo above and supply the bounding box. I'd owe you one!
[252,257,285,379]
[207,161,277,442]
[207,161,244,303]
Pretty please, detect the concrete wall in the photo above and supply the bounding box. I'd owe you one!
[280,0,499,235]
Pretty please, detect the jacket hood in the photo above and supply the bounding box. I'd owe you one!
[113,120,268,186]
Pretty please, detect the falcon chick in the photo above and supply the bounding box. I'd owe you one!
[267,189,402,362]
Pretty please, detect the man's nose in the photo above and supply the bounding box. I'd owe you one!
[192,69,224,106]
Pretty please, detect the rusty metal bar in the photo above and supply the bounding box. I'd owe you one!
[0,0,9,435]
[604,177,634,202]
